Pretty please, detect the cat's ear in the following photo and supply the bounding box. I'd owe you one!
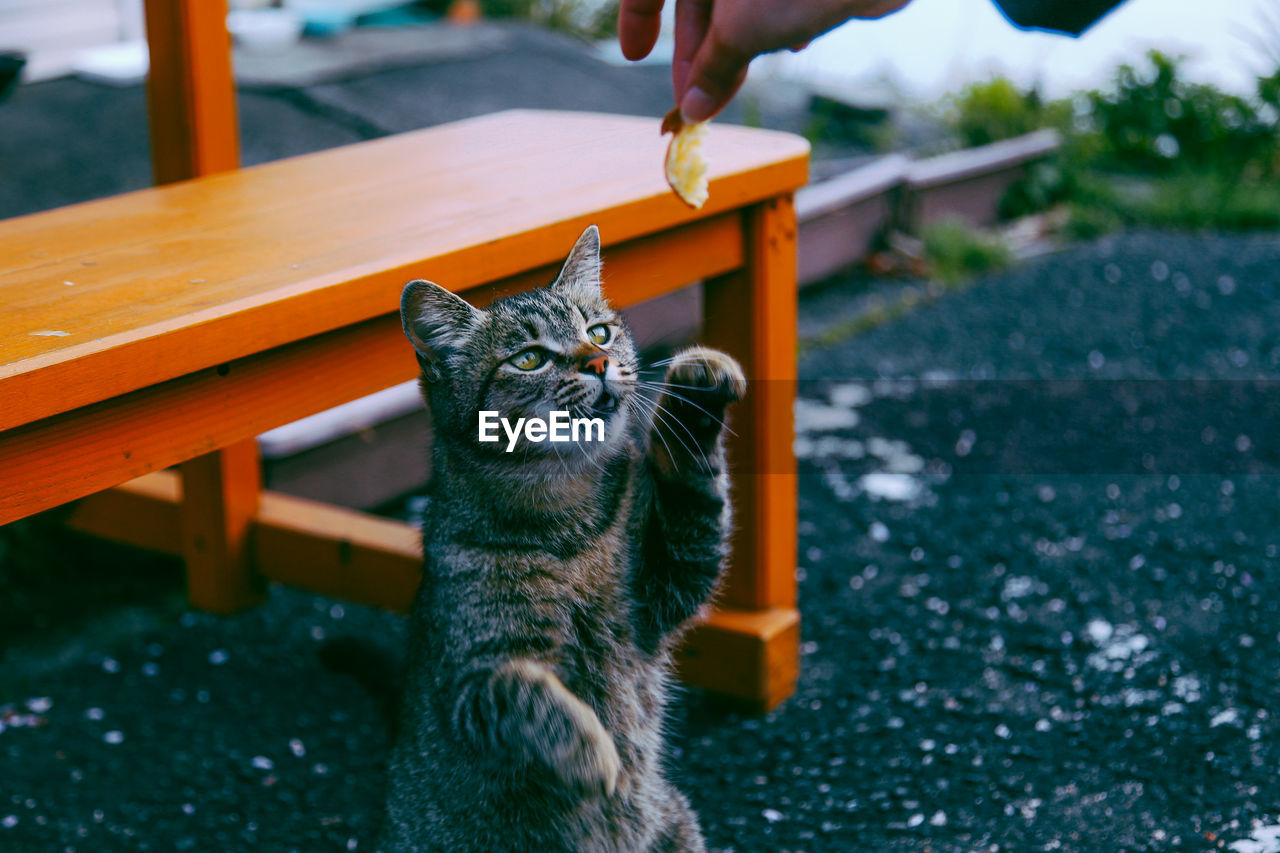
[401,280,481,380]
[550,224,602,299]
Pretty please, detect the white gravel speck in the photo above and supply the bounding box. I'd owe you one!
[1229,823,1280,853]
[866,437,925,473]
[2,815,17,828]
[103,730,124,745]
[828,383,872,408]
[251,756,274,771]
[794,436,867,460]
[208,649,229,665]
[995,724,1012,739]
[930,810,948,826]
[794,399,860,432]
[762,808,784,824]
[1172,675,1203,703]
[101,659,119,674]
[26,697,52,713]
[1002,576,1036,600]
[859,473,922,502]
[907,813,925,828]
[289,738,306,757]
[85,708,104,721]
[1211,708,1243,728]
[868,521,890,542]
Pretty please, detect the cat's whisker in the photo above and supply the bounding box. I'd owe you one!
[627,388,663,436]
[637,393,712,473]
[635,381,737,438]
[628,394,683,472]
[642,379,727,392]
[571,432,607,474]
[657,403,715,473]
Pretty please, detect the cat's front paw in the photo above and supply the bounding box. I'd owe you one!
[553,708,622,799]
[648,347,744,473]
[664,347,746,406]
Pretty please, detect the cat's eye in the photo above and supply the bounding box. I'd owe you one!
[510,349,547,371]
[587,324,612,346]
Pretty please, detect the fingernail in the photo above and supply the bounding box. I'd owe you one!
[680,87,717,124]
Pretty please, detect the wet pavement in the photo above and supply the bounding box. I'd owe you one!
[4,230,1280,851]
[672,231,1280,852]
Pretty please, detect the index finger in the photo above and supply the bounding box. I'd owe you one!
[618,0,666,61]
[672,0,712,101]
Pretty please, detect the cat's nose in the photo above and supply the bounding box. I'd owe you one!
[581,353,609,376]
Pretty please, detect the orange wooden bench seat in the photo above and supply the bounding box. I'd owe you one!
[0,109,807,709]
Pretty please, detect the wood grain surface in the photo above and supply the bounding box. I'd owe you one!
[0,111,808,432]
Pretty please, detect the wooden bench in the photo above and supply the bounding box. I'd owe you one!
[0,9,806,712]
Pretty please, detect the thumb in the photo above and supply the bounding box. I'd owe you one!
[678,32,750,123]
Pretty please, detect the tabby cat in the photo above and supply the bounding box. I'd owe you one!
[377,225,744,852]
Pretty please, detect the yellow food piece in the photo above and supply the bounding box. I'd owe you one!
[661,108,709,209]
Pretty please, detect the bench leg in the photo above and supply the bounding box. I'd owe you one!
[686,195,799,709]
[180,440,264,613]
[143,0,240,184]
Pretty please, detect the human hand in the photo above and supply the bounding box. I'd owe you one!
[618,0,914,123]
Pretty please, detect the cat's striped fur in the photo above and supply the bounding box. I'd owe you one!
[376,226,744,852]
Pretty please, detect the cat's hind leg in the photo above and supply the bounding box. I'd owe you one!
[649,789,708,853]
[454,659,621,797]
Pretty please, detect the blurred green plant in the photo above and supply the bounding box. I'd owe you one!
[482,0,619,40]
[944,77,1077,220]
[1084,51,1279,176]
[943,52,1280,233]
[921,219,1012,286]
[945,77,1070,148]
[1071,171,1280,231]
[807,96,898,152]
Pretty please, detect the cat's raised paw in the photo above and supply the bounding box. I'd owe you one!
[664,347,746,405]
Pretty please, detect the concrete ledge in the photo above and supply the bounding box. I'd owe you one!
[796,154,909,222]
[795,129,1062,287]
[906,129,1062,189]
